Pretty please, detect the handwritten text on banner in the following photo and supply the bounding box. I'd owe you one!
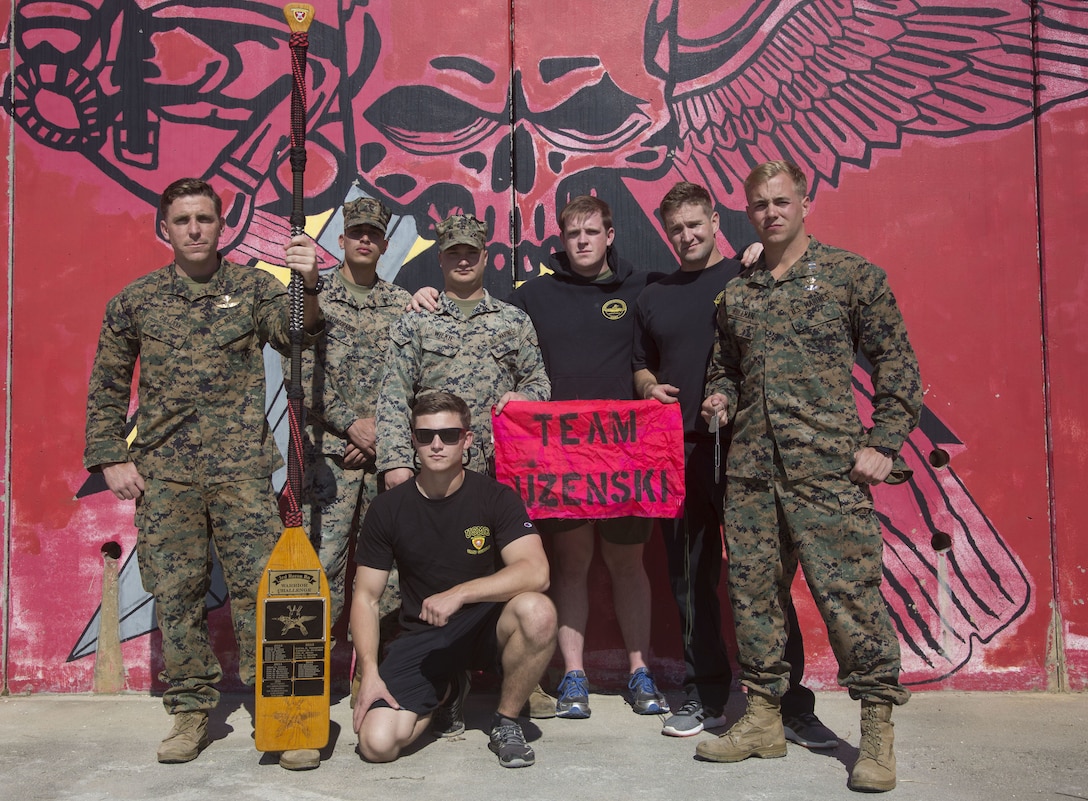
[493,400,685,519]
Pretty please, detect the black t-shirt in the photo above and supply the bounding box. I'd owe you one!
[633,259,742,437]
[356,470,538,631]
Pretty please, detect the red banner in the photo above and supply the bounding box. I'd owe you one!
[493,400,685,519]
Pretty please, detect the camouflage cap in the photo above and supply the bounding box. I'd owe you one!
[343,197,391,235]
[436,213,488,251]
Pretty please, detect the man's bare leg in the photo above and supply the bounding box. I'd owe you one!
[488,592,557,768]
[600,538,668,714]
[551,523,595,673]
[599,539,652,672]
[496,592,558,717]
[356,706,430,763]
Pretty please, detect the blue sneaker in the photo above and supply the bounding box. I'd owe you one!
[627,667,670,715]
[555,670,591,718]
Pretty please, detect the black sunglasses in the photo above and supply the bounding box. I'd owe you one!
[412,427,466,445]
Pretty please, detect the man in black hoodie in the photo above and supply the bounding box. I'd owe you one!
[508,196,668,720]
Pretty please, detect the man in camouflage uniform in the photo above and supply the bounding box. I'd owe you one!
[376,213,550,488]
[84,178,322,767]
[698,160,921,793]
[290,197,410,635]
[374,213,551,727]
[634,181,834,744]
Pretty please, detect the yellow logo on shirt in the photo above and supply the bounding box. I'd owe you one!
[714,290,725,307]
[602,299,627,320]
[465,526,491,555]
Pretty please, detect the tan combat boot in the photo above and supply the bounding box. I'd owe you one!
[849,701,896,792]
[349,662,361,709]
[156,710,209,763]
[279,748,321,770]
[695,691,787,762]
[524,683,557,719]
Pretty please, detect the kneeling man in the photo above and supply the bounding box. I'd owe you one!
[350,391,557,768]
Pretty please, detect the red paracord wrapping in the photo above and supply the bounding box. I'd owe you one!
[282,28,310,525]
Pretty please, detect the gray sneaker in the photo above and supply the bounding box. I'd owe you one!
[662,699,727,737]
[156,711,209,763]
[488,718,535,768]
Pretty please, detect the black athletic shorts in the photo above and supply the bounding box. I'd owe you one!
[371,601,503,716]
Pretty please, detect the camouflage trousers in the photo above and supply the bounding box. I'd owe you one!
[135,476,281,713]
[725,471,910,706]
[302,451,376,627]
[301,448,401,630]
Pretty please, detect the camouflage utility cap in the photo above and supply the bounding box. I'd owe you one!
[343,197,391,234]
[436,214,488,251]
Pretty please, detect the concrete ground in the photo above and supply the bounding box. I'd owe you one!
[2,689,1086,801]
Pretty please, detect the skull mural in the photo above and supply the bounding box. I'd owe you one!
[347,0,679,292]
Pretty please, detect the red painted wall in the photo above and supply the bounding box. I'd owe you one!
[800,128,1049,690]
[2,0,1086,695]
[0,0,10,697]
[1041,101,1088,691]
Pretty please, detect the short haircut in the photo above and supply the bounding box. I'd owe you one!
[744,160,808,198]
[559,195,613,233]
[659,181,714,221]
[411,390,471,429]
[159,178,223,219]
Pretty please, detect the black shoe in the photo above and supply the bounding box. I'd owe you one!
[431,671,470,738]
[783,711,838,749]
[488,718,535,768]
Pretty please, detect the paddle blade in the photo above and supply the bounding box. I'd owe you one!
[255,525,331,752]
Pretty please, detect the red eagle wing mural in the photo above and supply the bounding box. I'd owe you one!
[649,0,1088,208]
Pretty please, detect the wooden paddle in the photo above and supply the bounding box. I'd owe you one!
[254,526,330,752]
[254,2,330,754]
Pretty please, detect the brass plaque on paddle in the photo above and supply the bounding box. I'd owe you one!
[255,525,330,752]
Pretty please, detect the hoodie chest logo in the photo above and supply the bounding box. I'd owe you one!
[601,299,627,321]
